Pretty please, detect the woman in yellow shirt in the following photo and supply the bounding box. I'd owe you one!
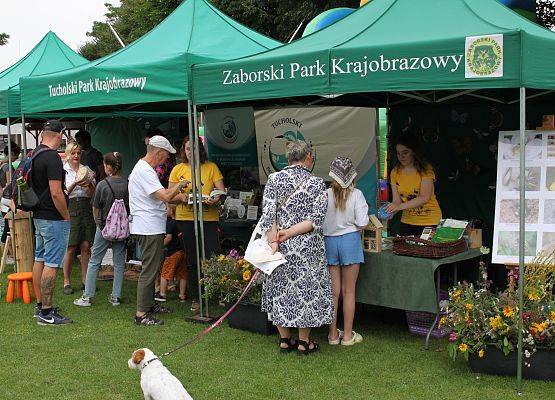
[387,136,442,236]
[169,138,225,309]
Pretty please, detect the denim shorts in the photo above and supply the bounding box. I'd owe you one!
[34,219,71,268]
[324,231,365,266]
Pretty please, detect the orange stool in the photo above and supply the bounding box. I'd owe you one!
[6,272,33,304]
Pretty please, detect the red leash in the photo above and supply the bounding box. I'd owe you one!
[160,269,261,357]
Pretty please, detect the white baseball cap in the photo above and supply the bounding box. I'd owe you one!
[149,135,176,154]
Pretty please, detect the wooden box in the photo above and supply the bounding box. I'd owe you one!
[363,215,383,253]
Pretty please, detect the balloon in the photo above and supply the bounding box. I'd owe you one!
[497,0,535,13]
[302,8,355,37]
[360,0,372,6]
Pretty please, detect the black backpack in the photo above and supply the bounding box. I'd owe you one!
[11,147,57,211]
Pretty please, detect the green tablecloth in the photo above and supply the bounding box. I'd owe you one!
[356,249,482,313]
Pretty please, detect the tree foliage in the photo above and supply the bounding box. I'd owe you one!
[79,0,359,60]
[537,0,555,31]
[0,33,9,46]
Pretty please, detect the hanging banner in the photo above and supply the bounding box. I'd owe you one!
[254,106,377,207]
[204,107,258,167]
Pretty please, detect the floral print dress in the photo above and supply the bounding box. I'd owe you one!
[260,165,333,328]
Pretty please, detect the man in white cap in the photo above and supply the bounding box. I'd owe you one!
[129,135,189,326]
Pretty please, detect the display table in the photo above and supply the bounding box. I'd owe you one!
[356,249,482,348]
[356,249,481,313]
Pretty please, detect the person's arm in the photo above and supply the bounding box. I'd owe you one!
[277,221,314,243]
[354,190,370,229]
[166,181,188,204]
[92,206,100,225]
[163,233,173,247]
[154,180,189,203]
[203,179,225,206]
[49,179,70,221]
[388,178,434,213]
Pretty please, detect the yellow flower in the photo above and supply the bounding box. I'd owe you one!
[502,306,515,318]
[439,317,446,327]
[452,290,462,301]
[242,270,251,282]
[489,315,502,330]
[550,311,555,321]
[459,343,468,352]
[465,303,473,311]
[217,255,226,262]
[478,349,485,358]
[528,292,540,302]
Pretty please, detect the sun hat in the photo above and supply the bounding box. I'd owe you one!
[329,156,357,189]
[149,135,176,154]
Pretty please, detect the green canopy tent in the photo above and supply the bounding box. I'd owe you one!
[19,0,280,115]
[19,0,281,318]
[191,0,555,389]
[0,31,87,154]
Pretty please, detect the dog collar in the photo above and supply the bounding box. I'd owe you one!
[141,357,159,370]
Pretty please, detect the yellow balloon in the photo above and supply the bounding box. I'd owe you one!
[360,0,371,6]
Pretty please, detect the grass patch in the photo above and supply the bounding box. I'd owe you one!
[0,270,553,399]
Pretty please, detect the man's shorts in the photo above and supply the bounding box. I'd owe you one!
[34,219,70,268]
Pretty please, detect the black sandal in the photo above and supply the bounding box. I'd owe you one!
[297,339,319,355]
[279,337,298,353]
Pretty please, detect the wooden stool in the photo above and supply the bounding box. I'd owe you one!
[6,272,33,304]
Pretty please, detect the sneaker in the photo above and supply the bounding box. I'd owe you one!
[179,295,187,303]
[33,305,41,318]
[108,295,121,306]
[154,292,167,302]
[63,285,74,295]
[134,313,164,326]
[73,295,92,307]
[37,308,73,325]
[150,303,173,314]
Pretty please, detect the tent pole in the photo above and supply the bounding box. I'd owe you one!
[193,104,208,317]
[21,114,27,154]
[187,100,203,317]
[517,87,526,395]
[6,117,15,268]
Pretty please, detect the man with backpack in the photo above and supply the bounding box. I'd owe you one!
[30,120,72,325]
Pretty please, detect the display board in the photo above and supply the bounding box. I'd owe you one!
[492,130,555,264]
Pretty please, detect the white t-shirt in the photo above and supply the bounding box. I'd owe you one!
[323,187,369,237]
[129,159,165,235]
[64,163,91,199]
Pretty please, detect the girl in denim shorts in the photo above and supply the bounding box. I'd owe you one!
[323,157,369,346]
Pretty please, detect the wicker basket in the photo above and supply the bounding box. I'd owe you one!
[406,291,450,338]
[392,236,467,258]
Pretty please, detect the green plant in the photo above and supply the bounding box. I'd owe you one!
[202,249,262,304]
[443,249,555,365]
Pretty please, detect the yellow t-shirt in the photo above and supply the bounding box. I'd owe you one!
[390,167,442,226]
[169,161,224,222]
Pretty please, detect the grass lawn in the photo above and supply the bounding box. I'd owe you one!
[1,269,553,400]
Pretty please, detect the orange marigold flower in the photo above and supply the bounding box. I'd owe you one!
[502,306,515,318]
[459,343,468,352]
[242,270,251,282]
[465,303,473,310]
[478,349,485,358]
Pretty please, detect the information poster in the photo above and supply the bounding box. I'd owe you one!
[492,130,555,264]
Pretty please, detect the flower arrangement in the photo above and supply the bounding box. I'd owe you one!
[201,249,262,304]
[442,248,555,365]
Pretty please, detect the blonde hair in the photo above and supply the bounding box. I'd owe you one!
[331,181,353,212]
[65,141,81,161]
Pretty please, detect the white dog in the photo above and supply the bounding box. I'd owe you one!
[128,348,193,400]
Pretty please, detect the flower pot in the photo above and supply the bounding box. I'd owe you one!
[468,346,555,381]
[227,302,276,336]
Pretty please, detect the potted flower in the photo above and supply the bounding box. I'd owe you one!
[442,249,555,381]
[202,249,275,335]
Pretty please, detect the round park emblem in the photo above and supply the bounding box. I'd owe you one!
[221,116,238,143]
[466,36,502,76]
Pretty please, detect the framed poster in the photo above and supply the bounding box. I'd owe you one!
[492,130,555,264]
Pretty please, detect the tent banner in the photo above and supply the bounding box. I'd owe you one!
[205,107,258,167]
[254,106,377,206]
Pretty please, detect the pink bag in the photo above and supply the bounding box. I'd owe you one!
[101,180,129,241]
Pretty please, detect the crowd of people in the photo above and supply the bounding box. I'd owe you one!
[1,118,441,355]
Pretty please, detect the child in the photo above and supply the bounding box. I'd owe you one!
[323,156,369,346]
[155,207,188,302]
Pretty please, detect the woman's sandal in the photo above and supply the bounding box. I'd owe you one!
[297,339,319,355]
[279,337,298,353]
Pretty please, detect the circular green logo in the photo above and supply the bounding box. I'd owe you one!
[466,37,502,76]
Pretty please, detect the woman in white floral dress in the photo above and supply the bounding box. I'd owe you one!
[260,141,333,355]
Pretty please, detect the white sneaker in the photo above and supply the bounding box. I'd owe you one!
[73,295,92,307]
